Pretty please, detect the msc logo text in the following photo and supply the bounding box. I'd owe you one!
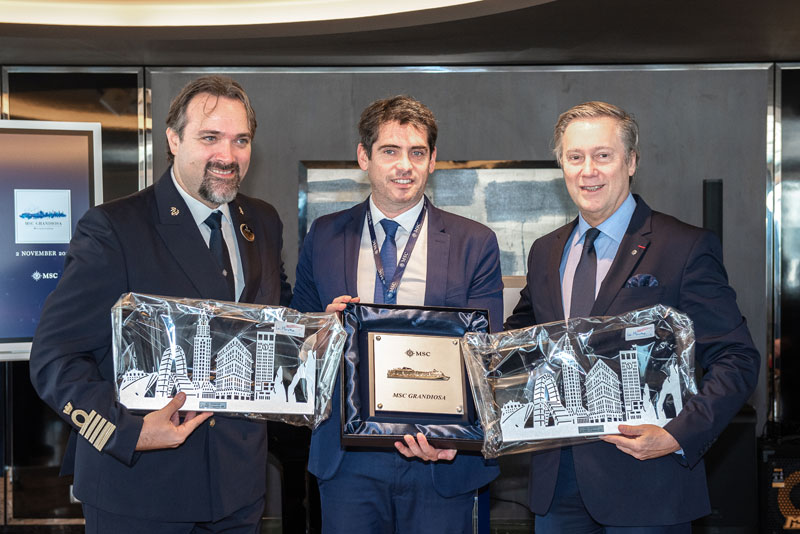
[31,271,59,281]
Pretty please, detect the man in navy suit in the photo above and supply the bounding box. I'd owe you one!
[30,75,291,533]
[291,96,502,533]
[505,101,760,532]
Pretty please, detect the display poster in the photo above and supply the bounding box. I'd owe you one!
[0,121,102,360]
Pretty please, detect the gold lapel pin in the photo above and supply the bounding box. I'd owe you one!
[240,224,255,242]
[170,207,180,216]
[239,206,244,215]
[631,249,638,256]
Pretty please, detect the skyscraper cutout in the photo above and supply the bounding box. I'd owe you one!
[620,349,644,420]
[255,331,276,400]
[155,345,197,398]
[192,311,212,390]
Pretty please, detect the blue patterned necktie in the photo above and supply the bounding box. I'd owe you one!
[569,227,601,318]
[204,211,235,301]
[374,219,400,304]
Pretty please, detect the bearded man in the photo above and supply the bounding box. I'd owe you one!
[30,75,291,533]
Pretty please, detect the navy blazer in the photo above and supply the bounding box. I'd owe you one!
[291,197,502,497]
[29,170,292,522]
[505,196,760,525]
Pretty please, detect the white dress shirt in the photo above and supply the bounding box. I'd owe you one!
[171,170,244,301]
[356,195,428,305]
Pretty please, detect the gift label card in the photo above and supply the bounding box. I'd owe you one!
[276,320,305,337]
[625,324,655,341]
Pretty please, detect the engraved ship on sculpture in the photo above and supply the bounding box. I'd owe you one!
[387,367,451,381]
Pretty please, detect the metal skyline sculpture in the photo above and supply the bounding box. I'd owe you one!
[119,312,317,415]
[499,342,683,443]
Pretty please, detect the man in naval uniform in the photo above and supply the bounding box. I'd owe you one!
[30,75,291,533]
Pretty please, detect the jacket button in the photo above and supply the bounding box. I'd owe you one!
[209,418,216,427]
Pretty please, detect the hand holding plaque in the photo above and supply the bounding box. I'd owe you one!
[395,432,457,461]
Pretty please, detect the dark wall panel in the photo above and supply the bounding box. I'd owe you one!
[148,65,770,427]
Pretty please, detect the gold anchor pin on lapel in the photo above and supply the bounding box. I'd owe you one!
[170,206,180,216]
[240,224,255,242]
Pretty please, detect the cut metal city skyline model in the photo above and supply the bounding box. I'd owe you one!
[118,311,317,415]
[500,343,683,442]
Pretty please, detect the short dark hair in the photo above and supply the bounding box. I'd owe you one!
[358,95,438,158]
[553,101,640,168]
[165,75,257,163]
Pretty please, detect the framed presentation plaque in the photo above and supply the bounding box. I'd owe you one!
[340,302,490,451]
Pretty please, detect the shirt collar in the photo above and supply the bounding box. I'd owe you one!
[368,194,425,232]
[576,193,636,244]
[171,167,232,226]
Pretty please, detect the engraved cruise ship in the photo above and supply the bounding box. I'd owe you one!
[387,367,450,381]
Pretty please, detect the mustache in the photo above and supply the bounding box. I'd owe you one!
[205,162,240,175]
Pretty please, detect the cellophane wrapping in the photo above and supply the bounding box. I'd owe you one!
[112,292,346,428]
[462,304,697,458]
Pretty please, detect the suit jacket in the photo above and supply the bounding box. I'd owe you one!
[504,195,760,525]
[291,197,502,497]
[29,170,292,522]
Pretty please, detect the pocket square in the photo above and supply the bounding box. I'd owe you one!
[625,273,659,288]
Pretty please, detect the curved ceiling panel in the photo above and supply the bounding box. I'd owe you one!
[0,0,549,28]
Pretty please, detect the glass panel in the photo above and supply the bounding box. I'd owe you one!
[4,69,142,201]
[780,68,800,426]
[9,361,82,520]
[3,68,143,524]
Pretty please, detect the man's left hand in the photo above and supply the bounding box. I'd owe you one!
[600,424,680,461]
[395,432,457,462]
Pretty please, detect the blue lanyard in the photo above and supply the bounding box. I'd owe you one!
[367,198,427,303]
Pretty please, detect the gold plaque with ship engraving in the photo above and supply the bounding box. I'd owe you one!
[368,332,467,416]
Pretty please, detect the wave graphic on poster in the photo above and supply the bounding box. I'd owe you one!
[19,210,68,220]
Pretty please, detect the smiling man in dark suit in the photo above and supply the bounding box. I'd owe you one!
[30,75,291,533]
[505,101,760,532]
[291,95,502,533]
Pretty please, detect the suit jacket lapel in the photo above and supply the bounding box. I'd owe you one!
[591,196,652,315]
[344,200,367,296]
[549,219,577,322]
[153,170,232,301]
[230,198,261,303]
[424,201,449,306]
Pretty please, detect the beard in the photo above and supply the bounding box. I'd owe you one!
[198,162,242,205]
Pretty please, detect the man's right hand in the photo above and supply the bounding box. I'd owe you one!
[135,392,213,451]
[325,295,361,313]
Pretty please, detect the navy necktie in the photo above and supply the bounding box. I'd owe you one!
[204,211,236,301]
[570,227,601,318]
[374,219,400,304]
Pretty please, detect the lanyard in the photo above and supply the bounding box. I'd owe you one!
[367,198,427,303]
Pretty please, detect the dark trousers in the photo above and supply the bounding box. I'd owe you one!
[317,449,474,534]
[534,447,691,534]
[83,496,264,534]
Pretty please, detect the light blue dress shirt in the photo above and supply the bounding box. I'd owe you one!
[559,194,636,319]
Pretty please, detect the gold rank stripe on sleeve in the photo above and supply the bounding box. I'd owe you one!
[74,409,117,452]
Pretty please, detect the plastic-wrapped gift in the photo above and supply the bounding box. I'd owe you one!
[112,292,346,428]
[462,304,697,458]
